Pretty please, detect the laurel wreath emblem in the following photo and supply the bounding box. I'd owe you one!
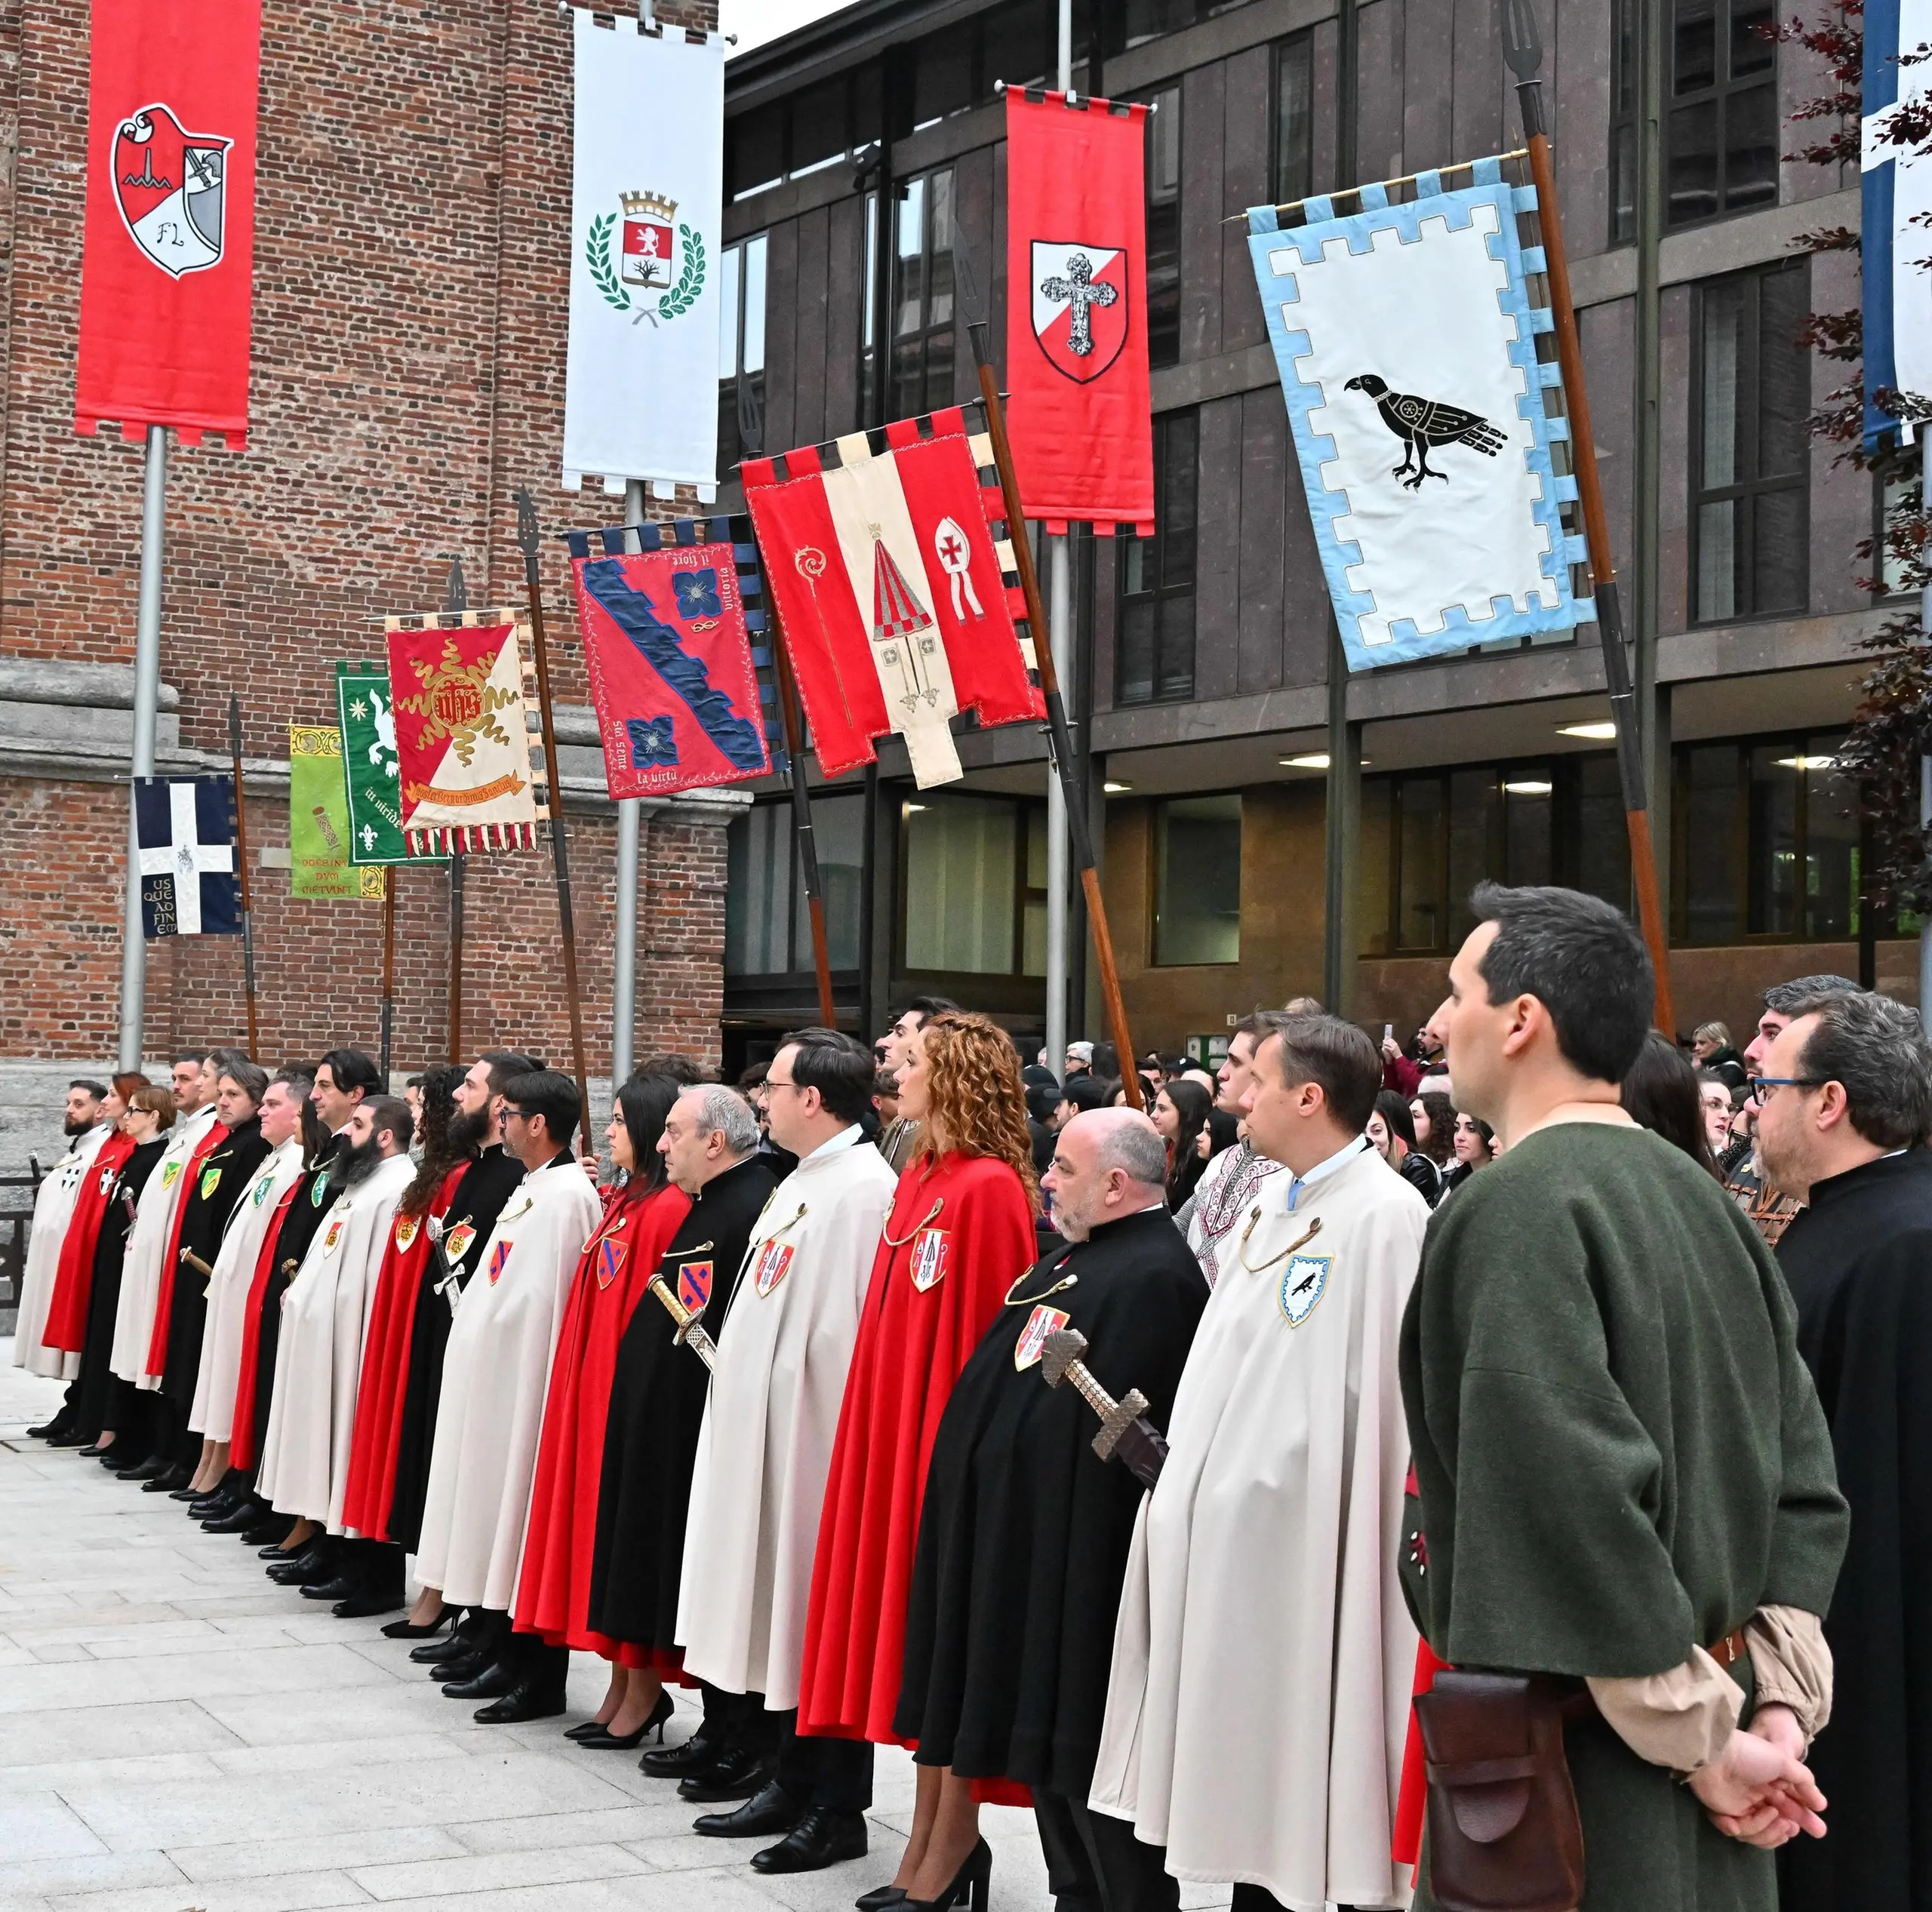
[586,214,706,324]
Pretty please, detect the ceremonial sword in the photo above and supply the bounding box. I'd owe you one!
[645,1274,718,1373]
[425,1216,462,1317]
[1038,1328,1170,1491]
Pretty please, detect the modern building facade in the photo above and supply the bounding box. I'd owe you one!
[718,0,1897,1070]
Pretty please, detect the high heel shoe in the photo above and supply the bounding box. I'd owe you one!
[381,1606,454,1640]
[853,1889,907,1912]
[573,1688,674,1750]
[903,1837,989,1912]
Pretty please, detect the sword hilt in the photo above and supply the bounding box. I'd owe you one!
[1040,1326,1165,1487]
[647,1274,718,1372]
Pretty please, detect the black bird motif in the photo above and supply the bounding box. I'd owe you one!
[1344,373,1507,490]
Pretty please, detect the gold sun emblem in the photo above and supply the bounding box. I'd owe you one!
[395,638,516,767]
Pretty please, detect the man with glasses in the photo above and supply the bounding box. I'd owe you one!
[416,1069,600,1723]
[1756,988,1932,1912]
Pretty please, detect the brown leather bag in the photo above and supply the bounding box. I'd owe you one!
[1413,1671,1586,1912]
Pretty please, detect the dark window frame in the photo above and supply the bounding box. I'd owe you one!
[1271,31,1315,207]
[889,167,956,420]
[717,232,768,482]
[1115,408,1199,705]
[1140,82,1183,370]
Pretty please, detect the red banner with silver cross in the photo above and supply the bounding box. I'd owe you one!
[75,0,260,446]
[1003,89,1153,535]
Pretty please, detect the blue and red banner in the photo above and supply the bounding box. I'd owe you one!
[565,515,775,801]
[75,0,259,447]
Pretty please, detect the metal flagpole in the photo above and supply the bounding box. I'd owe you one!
[441,555,467,1065]
[117,425,168,1074]
[1043,0,1073,1076]
[226,695,260,1060]
[612,480,647,1087]
[513,488,593,1145]
[1921,586,1931,1033]
[1500,0,1675,1031]
[971,321,1143,1109]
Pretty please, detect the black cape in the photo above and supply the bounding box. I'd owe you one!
[72,1137,167,1443]
[160,1114,272,1409]
[1776,1148,1932,1912]
[589,1154,777,1653]
[386,1144,526,1551]
[894,1205,1207,1795]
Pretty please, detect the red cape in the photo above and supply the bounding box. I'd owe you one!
[144,1120,228,1377]
[229,1179,299,1471]
[797,1150,1035,1748]
[42,1132,137,1354]
[338,1163,466,1540]
[515,1179,689,1655]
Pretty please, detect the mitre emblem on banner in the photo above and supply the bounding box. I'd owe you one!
[587,187,707,325]
[1031,241,1128,383]
[112,103,231,279]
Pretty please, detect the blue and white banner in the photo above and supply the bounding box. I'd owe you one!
[1247,156,1593,672]
[134,775,240,938]
[1863,0,1932,445]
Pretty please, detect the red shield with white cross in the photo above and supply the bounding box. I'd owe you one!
[1030,241,1129,384]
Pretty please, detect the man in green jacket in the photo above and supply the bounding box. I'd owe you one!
[1401,881,1847,1912]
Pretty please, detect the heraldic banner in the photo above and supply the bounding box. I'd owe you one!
[337,662,448,864]
[563,11,723,497]
[75,0,260,446]
[1861,0,1932,445]
[134,775,239,936]
[566,517,774,801]
[1004,90,1153,535]
[1247,158,1595,672]
[742,409,1041,788]
[386,611,541,855]
[289,724,383,899]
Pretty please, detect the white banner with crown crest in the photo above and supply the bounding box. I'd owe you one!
[562,10,722,499]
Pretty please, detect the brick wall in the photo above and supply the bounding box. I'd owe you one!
[0,0,728,1070]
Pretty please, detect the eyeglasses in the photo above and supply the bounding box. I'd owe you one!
[1749,1076,1825,1101]
[501,1107,530,1122]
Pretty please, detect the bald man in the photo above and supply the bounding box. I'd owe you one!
[894,1109,1208,1912]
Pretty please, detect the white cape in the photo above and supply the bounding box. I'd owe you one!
[110,1106,218,1388]
[257,1152,414,1528]
[1090,1145,1428,1910]
[189,1137,306,1441]
[13,1124,112,1378]
[677,1130,897,1708]
[415,1158,600,1609]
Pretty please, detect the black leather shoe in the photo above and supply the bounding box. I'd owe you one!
[120,1451,169,1480]
[105,1448,147,1471]
[143,1464,193,1492]
[412,1633,470,1665]
[26,1415,72,1440]
[640,1725,722,1778]
[300,1575,359,1602]
[472,1675,568,1724]
[751,1806,869,1874]
[333,1588,405,1619]
[441,1659,518,1701]
[202,1503,260,1535]
[693,1780,801,1839]
[853,1890,908,1911]
[75,1440,112,1458]
[267,1553,326,1585]
[259,1539,303,1559]
[382,1608,453,1640]
[679,1747,777,1803]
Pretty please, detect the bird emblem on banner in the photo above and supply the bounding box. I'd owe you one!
[1345,374,1506,490]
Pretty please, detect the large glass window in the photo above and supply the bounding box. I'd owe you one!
[1691,261,1809,622]
[1121,0,1251,45]
[1152,795,1242,966]
[1117,410,1198,705]
[1143,86,1182,370]
[724,793,864,976]
[725,68,882,202]
[891,171,955,419]
[1272,34,1314,207]
[718,233,767,481]
[1672,733,1860,943]
[902,792,1045,974]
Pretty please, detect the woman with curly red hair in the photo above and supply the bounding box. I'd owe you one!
[796,1012,1037,1908]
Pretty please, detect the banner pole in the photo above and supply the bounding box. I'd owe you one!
[117,425,168,1074]
[439,555,467,1067]
[226,695,260,1060]
[380,873,395,1081]
[767,594,837,1028]
[513,488,593,1148]
[612,480,647,1086]
[1502,4,1675,1031]
[1042,0,1073,1079]
[968,321,1143,1110]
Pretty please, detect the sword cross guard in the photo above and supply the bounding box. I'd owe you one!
[1040,1327,1167,1487]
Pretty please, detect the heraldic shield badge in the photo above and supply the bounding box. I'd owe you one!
[1030,241,1129,383]
[114,104,231,278]
[586,188,706,327]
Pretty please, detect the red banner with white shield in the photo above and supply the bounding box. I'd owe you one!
[75,0,260,447]
[1003,90,1153,535]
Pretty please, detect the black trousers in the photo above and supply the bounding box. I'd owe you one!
[1033,1788,1178,1912]
[775,1711,872,1812]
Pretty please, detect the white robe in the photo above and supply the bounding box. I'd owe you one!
[1090,1145,1429,1910]
[257,1152,415,1527]
[189,1137,306,1440]
[677,1128,897,1708]
[13,1124,112,1378]
[110,1105,218,1388]
[414,1158,600,1609]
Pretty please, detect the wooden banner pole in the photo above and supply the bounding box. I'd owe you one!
[379,872,396,1080]
[766,594,838,1027]
[513,490,592,1146]
[967,319,1142,1107]
[440,555,468,1067]
[226,695,261,1061]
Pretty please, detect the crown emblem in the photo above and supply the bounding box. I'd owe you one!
[622,189,676,223]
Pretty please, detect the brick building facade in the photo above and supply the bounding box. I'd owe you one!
[0,0,733,1108]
